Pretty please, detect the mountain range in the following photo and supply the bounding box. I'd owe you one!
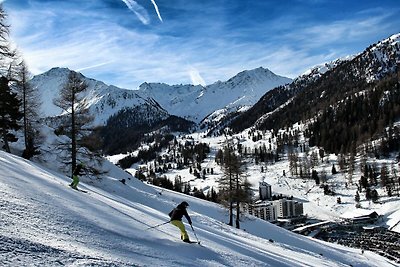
[30,66,291,126]
[29,33,400,156]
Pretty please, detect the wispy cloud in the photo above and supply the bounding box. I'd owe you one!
[121,0,150,25]
[291,13,395,48]
[4,0,399,89]
[188,67,206,86]
[150,0,163,22]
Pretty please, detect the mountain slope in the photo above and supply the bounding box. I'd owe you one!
[229,58,352,132]
[230,33,400,145]
[0,150,394,266]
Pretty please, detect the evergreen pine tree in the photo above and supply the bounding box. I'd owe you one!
[0,6,23,153]
[355,191,360,203]
[370,189,379,203]
[312,170,320,185]
[380,164,388,188]
[331,164,337,174]
[360,175,369,189]
[0,76,23,152]
[173,175,182,192]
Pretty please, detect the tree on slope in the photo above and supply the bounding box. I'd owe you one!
[0,76,22,152]
[14,60,42,159]
[234,176,252,229]
[0,6,22,153]
[54,71,92,176]
[0,5,14,61]
[219,145,236,226]
[0,6,41,157]
[219,144,251,228]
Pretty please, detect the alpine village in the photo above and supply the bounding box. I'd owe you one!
[0,2,400,267]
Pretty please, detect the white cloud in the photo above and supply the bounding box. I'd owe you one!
[284,12,394,49]
[150,0,163,22]
[11,15,215,89]
[121,0,150,25]
[189,67,206,86]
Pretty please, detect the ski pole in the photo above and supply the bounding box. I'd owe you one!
[146,221,170,230]
[190,224,200,244]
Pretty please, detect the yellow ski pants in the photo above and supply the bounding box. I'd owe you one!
[170,220,189,241]
[71,175,79,189]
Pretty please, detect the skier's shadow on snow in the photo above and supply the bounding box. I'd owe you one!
[161,239,225,263]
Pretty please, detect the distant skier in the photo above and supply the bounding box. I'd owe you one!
[70,162,85,190]
[169,201,192,242]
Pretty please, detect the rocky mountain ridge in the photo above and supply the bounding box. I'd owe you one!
[230,33,400,134]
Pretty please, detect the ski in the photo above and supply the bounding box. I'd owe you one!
[183,240,201,244]
[68,184,88,193]
[76,189,88,193]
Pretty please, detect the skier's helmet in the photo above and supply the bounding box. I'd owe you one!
[181,201,189,207]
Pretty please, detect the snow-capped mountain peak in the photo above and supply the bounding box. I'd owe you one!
[363,33,400,82]
[137,67,292,123]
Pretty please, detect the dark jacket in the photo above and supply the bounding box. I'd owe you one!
[169,203,192,224]
[73,164,84,176]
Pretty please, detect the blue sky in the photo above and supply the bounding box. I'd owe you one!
[3,0,400,89]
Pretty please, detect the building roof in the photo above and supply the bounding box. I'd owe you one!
[293,221,334,233]
[341,209,379,219]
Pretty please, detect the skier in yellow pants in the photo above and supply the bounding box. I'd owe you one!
[169,201,192,242]
[70,163,85,189]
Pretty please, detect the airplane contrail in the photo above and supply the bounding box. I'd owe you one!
[121,0,150,25]
[150,0,163,22]
[76,61,114,72]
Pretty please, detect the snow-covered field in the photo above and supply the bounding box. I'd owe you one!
[1,150,398,266]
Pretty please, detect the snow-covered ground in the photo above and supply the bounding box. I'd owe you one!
[1,150,398,266]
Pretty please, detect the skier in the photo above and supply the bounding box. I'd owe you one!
[70,162,84,190]
[169,201,192,242]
